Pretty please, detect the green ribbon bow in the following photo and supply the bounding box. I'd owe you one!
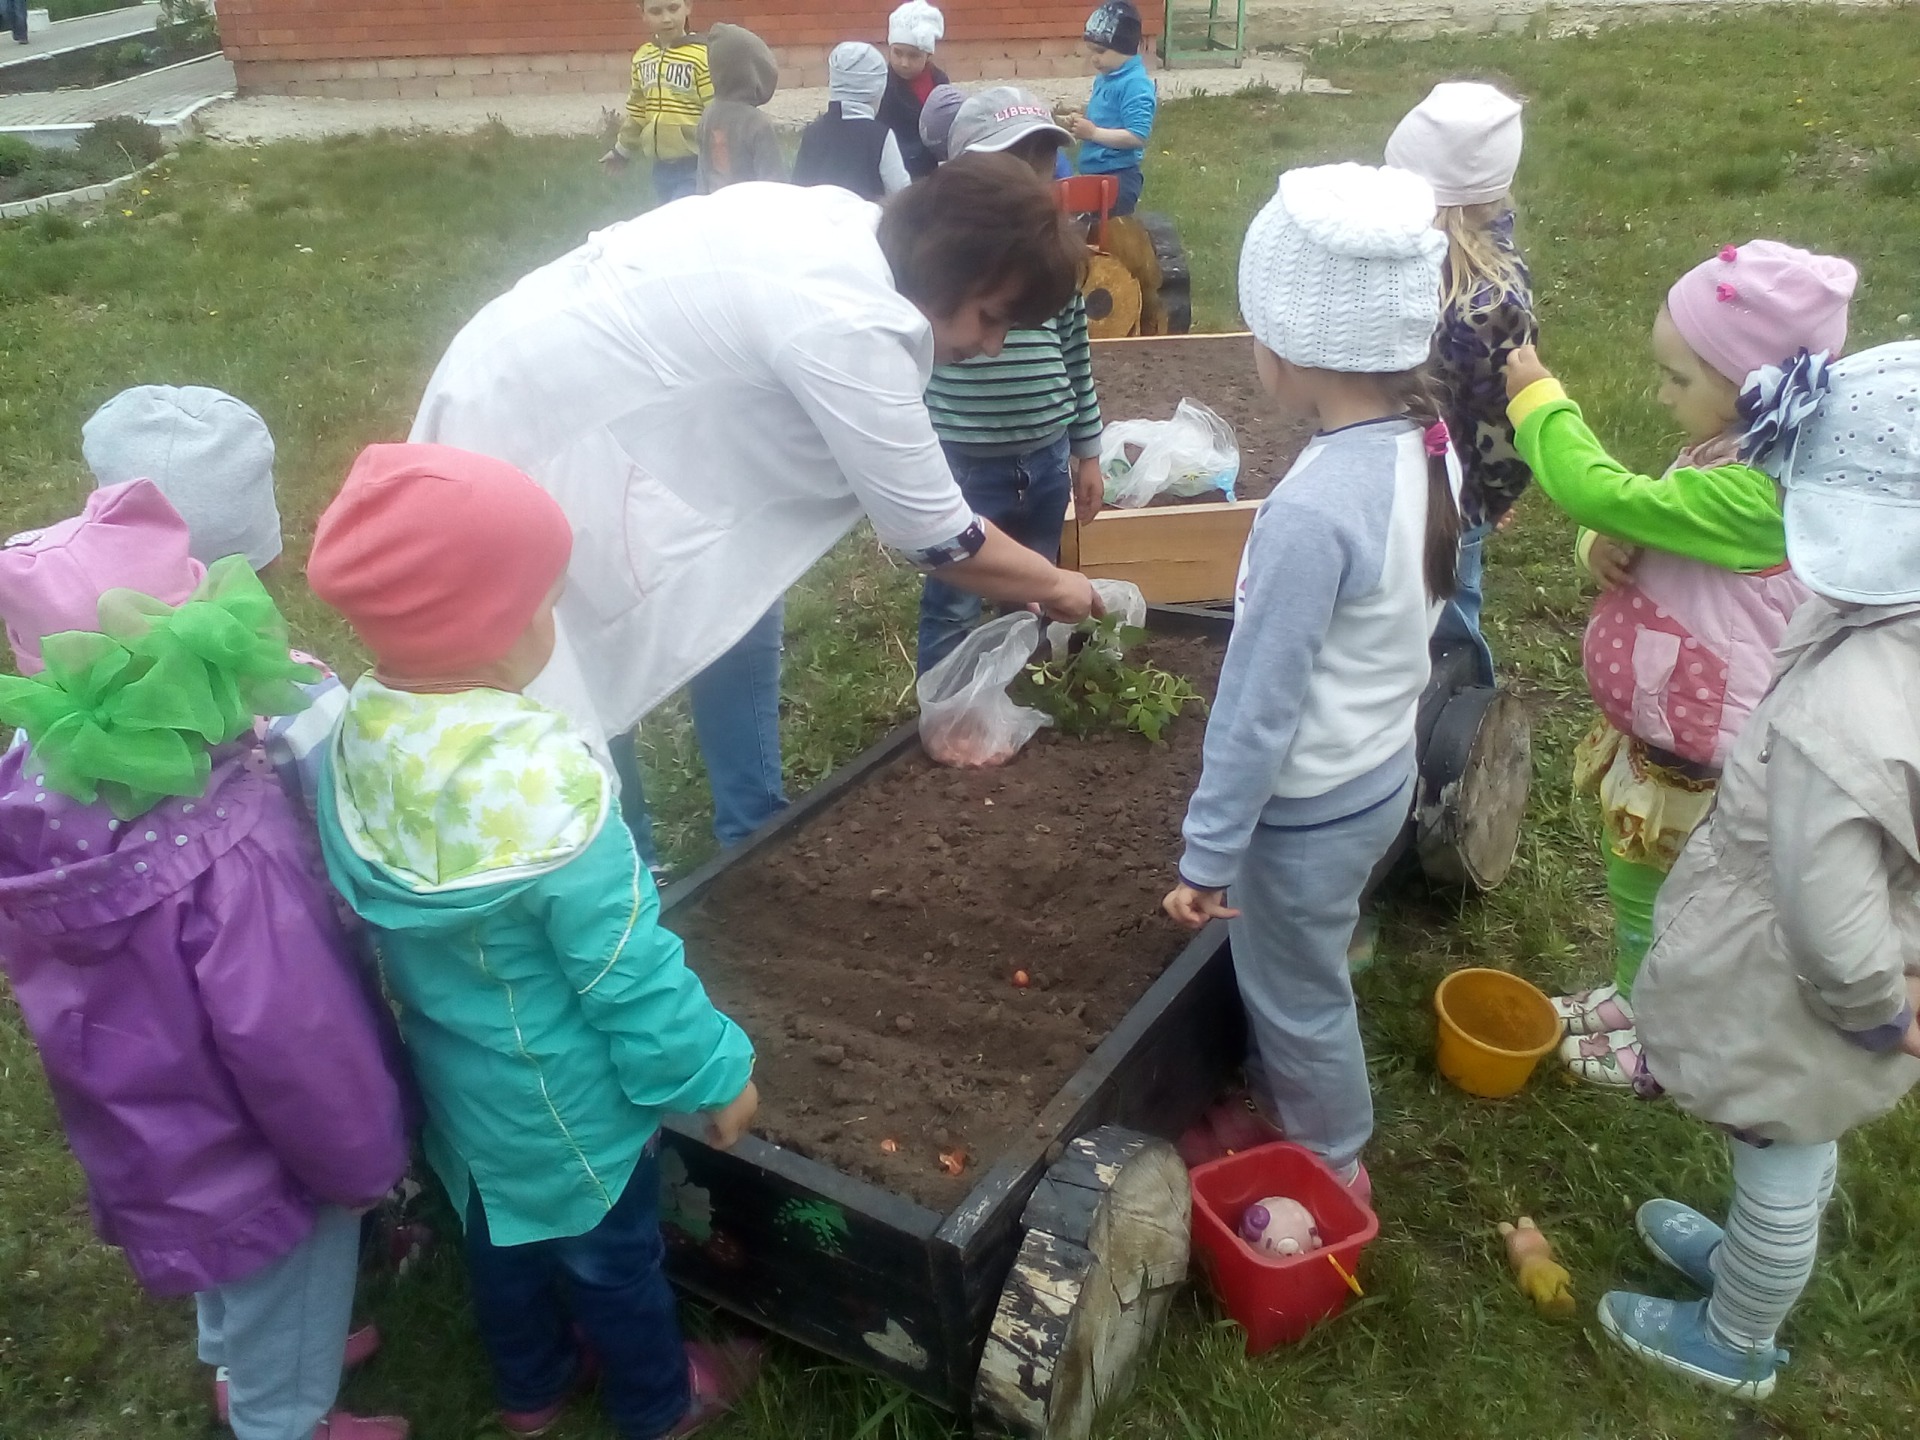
[0,557,318,819]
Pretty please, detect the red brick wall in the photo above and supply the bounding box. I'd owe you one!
[219,1,1160,64]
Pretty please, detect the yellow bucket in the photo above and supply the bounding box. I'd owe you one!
[1433,968,1560,1099]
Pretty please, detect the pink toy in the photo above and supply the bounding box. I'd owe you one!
[1239,1196,1321,1256]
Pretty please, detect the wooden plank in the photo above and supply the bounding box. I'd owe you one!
[1062,501,1256,605]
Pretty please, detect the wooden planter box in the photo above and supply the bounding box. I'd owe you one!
[1060,498,1256,605]
[652,605,1243,1421]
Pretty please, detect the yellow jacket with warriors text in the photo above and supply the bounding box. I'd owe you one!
[618,37,712,162]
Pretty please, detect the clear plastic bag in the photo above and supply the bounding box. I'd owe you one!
[916,612,1050,768]
[1045,578,1148,660]
[1099,399,1240,509]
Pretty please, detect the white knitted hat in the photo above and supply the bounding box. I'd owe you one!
[1385,82,1523,208]
[889,1,945,52]
[1778,342,1920,605]
[1238,163,1447,373]
[81,385,282,570]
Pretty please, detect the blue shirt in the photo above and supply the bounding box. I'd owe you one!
[1077,54,1155,175]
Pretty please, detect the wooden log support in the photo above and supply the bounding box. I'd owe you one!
[973,1127,1190,1439]
[1415,686,1532,890]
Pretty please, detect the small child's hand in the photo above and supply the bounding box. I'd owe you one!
[1073,456,1104,524]
[1066,114,1096,142]
[706,1080,759,1149]
[1588,535,1641,590]
[1901,976,1920,1060]
[1163,883,1239,931]
[1504,344,1554,401]
[600,148,630,171]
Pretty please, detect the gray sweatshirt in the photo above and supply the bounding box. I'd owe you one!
[1179,417,1446,891]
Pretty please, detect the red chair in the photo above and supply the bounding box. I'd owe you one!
[1055,173,1119,251]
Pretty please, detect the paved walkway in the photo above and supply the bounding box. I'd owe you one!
[1,2,158,67]
[201,54,1318,145]
[0,51,232,129]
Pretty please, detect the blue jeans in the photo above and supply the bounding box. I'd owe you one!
[1081,165,1144,216]
[613,600,788,865]
[4,0,26,42]
[917,435,1073,674]
[463,1148,690,1440]
[1433,519,1495,686]
[653,156,699,204]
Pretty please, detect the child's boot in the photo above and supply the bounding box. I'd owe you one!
[217,1325,382,1423]
[1635,1198,1724,1289]
[312,1414,410,1439]
[1597,1292,1784,1399]
[666,1339,766,1437]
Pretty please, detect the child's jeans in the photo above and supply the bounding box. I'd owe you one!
[196,1205,360,1440]
[464,1145,691,1439]
[1228,769,1415,1175]
[1432,519,1496,686]
[1080,165,1144,217]
[613,600,788,865]
[653,156,699,205]
[1709,1137,1839,1350]
[917,435,1074,674]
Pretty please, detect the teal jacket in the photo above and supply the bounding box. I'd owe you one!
[316,679,753,1245]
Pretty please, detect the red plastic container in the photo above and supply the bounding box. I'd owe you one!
[1189,1142,1380,1355]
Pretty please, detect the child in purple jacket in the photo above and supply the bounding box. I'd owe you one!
[0,480,411,1440]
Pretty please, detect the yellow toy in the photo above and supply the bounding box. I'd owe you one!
[1498,1216,1575,1319]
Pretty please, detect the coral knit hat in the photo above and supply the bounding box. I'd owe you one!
[308,443,572,675]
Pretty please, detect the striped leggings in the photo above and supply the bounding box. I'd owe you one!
[1707,1137,1840,1350]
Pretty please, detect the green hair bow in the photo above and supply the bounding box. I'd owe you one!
[0,557,318,819]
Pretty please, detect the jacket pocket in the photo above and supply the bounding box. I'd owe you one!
[1630,628,1682,750]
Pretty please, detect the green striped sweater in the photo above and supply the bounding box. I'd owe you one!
[925,294,1103,457]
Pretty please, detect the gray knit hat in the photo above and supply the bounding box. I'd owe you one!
[82,386,282,570]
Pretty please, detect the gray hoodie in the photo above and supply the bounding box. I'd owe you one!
[698,24,785,192]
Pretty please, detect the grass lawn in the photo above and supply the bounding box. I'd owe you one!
[4,8,1920,1438]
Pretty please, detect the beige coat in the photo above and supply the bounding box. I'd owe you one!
[1636,598,1920,1144]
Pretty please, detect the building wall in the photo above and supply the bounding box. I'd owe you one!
[219,0,1154,97]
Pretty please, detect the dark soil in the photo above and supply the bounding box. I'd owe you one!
[0,28,217,97]
[1092,336,1314,502]
[676,634,1223,1211]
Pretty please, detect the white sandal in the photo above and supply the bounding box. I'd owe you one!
[1560,1025,1653,1093]
[1551,982,1635,1037]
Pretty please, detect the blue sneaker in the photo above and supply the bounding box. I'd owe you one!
[1598,1292,1784,1399]
[1636,1199,1723,1289]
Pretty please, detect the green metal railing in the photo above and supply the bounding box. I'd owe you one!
[1159,0,1246,67]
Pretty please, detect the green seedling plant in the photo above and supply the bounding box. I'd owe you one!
[1012,615,1206,742]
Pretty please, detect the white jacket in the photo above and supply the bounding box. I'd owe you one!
[411,183,974,743]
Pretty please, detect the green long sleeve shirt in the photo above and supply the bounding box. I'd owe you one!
[1508,378,1785,573]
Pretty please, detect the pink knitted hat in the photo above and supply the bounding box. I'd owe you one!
[1666,240,1857,385]
[0,480,204,675]
[308,443,572,675]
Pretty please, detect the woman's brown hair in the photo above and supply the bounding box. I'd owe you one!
[878,152,1086,327]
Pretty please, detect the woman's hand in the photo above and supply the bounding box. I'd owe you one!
[1039,568,1101,625]
[1588,535,1641,590]
[1163,883,1239,931]
[1504,344,1554,401]
[706,1080,759,1149]
[1073,456,1104,524]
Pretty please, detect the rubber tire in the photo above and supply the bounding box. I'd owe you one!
[1135,211,1192,334]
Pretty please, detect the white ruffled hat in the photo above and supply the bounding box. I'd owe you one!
[1775,342,1920,605]
[889,1,945,52]
[1238,163,1447,373]
[1385,82,1523,208]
